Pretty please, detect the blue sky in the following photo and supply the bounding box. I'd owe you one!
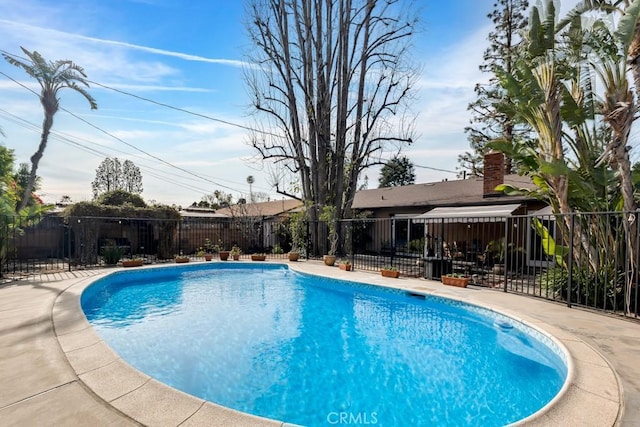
[0,0,580,207]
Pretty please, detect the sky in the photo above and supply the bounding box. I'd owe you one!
[0,0,581,208]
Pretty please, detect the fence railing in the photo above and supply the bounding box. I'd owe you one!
[1,211,637,319]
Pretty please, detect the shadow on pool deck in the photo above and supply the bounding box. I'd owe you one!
[0,262,638,426]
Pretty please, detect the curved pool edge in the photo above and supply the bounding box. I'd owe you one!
[52,261,624,427]
[53,262,284,427]
[286,262,625,427]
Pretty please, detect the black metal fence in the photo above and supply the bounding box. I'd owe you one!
[1,211,638,319]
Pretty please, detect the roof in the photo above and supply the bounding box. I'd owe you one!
[214,199,303,218]
[352,175,535,210]
[180,207,228,218]
[414,203,523,221]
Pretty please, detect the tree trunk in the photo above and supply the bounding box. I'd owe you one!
[628,20,640,109]
[247,0,416,222]
[611,137,637,313]
[18,112,53,212]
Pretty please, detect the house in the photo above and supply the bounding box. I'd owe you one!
[197,199,304,251]
[179,207,228,219]
[214,199,303,219]
[352,153,543,218]
[351,153,550,279]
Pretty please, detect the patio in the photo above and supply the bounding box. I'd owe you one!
[0,261,638,426]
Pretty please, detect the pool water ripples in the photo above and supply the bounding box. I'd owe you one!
[82,264,567,427]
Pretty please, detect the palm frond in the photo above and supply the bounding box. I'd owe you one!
[557,0,618,32]
[67,83,98,110]
[615,0,640,49]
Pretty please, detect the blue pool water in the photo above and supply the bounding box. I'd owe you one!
[82,263,567,426]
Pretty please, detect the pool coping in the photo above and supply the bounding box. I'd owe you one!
[52,261,624,426]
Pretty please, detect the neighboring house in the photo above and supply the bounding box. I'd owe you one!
[207,199,304,251]
[179,207,228,219]
[214,199,303,219]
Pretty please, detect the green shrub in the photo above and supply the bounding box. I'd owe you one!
[408,238,425,253]
[63,201,180,219]
[96,190,146,207]
[101,246,124,265]
[539,265,626,310]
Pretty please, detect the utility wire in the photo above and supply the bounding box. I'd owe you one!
[86,79,285,139]
[0,108,258,196]
[0,48,283,139]
[414,163,457,174]
[60,106,248,193]
[0,109,215,195]
[0,56,275,193]
[2,49,457,186]
[0,69,258,194]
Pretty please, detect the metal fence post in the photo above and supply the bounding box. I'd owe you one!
[439,218,445,280]
[178,220,182,256]
[567,214,575,308]
[503,218,508,292]
[305,220,310,260]
[0,220,5,278]
[350,220,355,270]
[635,210,640,318]
[67,220,72,272]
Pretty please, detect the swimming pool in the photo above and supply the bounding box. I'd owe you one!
[81,263,568,426]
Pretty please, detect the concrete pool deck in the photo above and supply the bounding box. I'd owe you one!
[0,261,637,426]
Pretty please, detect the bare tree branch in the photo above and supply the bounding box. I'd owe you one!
[244,0,418,221]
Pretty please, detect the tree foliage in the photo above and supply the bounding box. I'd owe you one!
[0,146,20,216]
[65,189,179,218]
[378,155,416,187]
[13,162,43,208]
[2,47,97,212]
[494,0,640,312]
[122,159,143,193]
[0,146,48,267]
[96,189,146,207]
[91,157,143,199]
[191,190,234,209]
[63,201,180,220]
[245,0,418,222]
[497,0,639,215]
[0,148,44,213]
[459,0,530,177]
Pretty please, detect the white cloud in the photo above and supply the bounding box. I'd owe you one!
[0,0,590,205]
[99,83,214,93]
[402,23,492,179]
[402,0,586,184]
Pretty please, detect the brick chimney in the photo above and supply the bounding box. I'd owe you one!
[483,151,505,197]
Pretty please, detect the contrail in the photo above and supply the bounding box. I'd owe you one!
[0,19,251,68]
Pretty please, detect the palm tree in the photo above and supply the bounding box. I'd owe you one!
[503,1,637,311]
[2,47,97,211]
[559,0,638,214]
[561,0,640,99]
[246,175,255,203]
[496,1,604,270]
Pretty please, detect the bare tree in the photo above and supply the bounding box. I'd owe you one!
[91,157,142,199]
[122,160,143,194]
[245,0,418,222]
